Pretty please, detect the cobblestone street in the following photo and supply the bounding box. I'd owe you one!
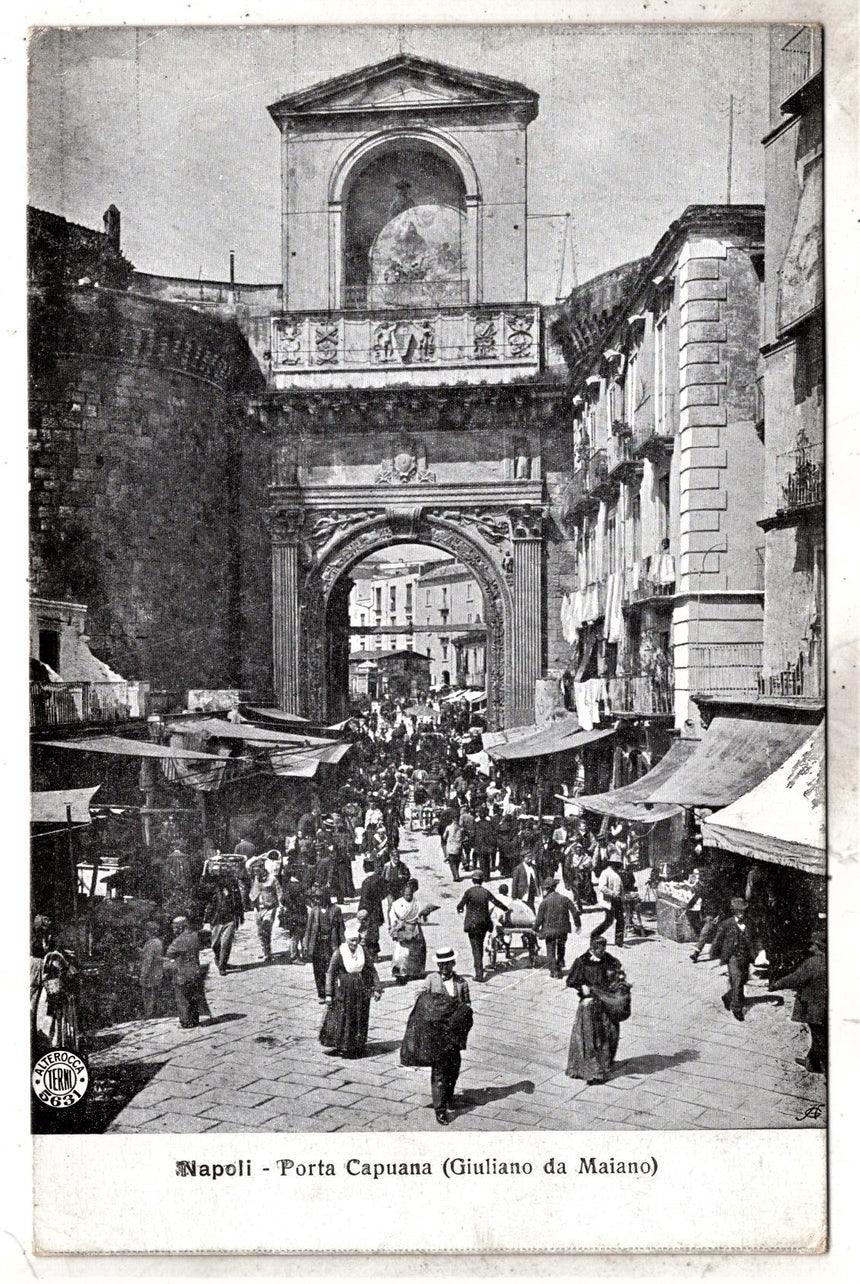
[86,827,826,1134]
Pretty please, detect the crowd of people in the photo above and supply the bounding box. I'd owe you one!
[30,697,827,1114]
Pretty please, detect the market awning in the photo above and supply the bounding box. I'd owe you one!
[269,741,353,778]
[648,715,819,809]
[567,738,700,824]
[166,718,336,746]
[32,785,101,825]
[242,706,311,724]
[489,721,614,762]
[37,736,229,760]
[701,726,825,875]
[482,715,582,753]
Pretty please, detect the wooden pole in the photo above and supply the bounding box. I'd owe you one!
[66,804,78,923]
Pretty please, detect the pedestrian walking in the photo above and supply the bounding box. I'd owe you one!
[591,856,626,948]
[768,931,827,1073]
[357,865,386,964]
[381,850,412,926]
[139,920,164,1017]
[471,807,498,881]
[686,864,730,963]
[441,815,465,882]
[247,853,283,963]
[456,870,507,982]
[565,937,626,1084]
[389,878,436,984]
[279,872,308,963]
[304,888,346,1002]
[534,877,581,977]
[164,915,204,1030]
[320,919,382,1059]
[711,897,756,1021]
[400,946,473,1126]
[511,850,540,911]
[204,869,244,974]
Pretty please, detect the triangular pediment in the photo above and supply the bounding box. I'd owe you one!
[268,54,538,125]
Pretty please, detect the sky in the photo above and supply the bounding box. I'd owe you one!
[27,23,769,299]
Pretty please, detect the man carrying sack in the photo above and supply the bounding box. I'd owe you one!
[400,946,473,1126]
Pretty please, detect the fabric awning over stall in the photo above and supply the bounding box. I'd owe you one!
[31,785,101,825]
[242,706,311,724]
[269,741,353,778]
[489,722,614,762]
[568,738,700,824]
[648,715,819,809]
[701,726,825,875]
[37,736,229,760]
[166,718,336,746]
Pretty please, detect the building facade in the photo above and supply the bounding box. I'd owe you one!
[348,554,485,689]
[758,25,824,699]
[553,205,766,739]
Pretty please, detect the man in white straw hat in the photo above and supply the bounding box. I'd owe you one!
[423,947,472,1125]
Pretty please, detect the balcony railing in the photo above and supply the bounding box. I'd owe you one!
[30,680,131,729]
[780,27,814,105]
[688,643,763,697]
[607,673,675,716]
[607,432,643,483]
[632,396,676,459]
[270,303,541,387]
[568,450,611,516]
[778,439,823,514]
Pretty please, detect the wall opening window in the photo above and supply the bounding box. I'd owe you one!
[625,351,638,432]
[630,494,642,563]
[654,315,668,434]
[657,473,671,545]
[606,506,618,573]
[38,628,60,672]
[389,584,397,613]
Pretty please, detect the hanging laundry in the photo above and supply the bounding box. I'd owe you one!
[606,573,625,643]
[656,551,676,586]
[573,681,593,732]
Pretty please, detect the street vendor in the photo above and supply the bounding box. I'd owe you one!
[247,853,283,963]
[164,915,205,1029]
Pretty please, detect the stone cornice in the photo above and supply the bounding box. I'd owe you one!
[269,480,544,510]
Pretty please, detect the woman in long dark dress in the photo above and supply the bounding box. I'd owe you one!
[320,920,382,1057]
[565,937,624,1084]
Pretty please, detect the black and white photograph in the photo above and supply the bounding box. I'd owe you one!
[26,15,827,1172]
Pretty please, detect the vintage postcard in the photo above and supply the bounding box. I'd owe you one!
[24,11,838,1258]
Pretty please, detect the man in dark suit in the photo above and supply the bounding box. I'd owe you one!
[534,878,581,977]
[511,851,540,911]
[357,866,386,964]
[303,890,345,1002]
[712,897,756,1021]
[456,870,507,982]
[471,807,498,882]
[424,946,472,1125]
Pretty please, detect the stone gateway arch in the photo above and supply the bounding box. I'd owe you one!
[264,55,565,729]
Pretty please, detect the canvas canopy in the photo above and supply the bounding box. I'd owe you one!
[701,725,825,875]
[37,736,229,760]
[32,785,101,825]
[568,739,699,824]
[489,720,614,762]
[648,715,818,809]
[166,718,336,747]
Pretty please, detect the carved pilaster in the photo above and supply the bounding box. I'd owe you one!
[269,507,304,713]
[508,505,544,725]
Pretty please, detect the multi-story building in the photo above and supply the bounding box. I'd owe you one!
[348,554,485,689]
[553,204,766,743]
[758,25,824,699]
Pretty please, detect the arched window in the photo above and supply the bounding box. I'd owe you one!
[342,143,468,309]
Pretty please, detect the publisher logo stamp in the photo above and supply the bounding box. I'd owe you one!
[32,1051,89,1108]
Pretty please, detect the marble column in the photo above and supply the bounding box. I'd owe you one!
[270,509,303,713]
[508,506,544,726]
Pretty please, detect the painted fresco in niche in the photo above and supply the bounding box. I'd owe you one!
[369,204,467,308]
[343,146,467,308]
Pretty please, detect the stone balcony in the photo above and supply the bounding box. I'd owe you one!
[269,303,542,390]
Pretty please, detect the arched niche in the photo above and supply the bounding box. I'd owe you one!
[327,130,482,311]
